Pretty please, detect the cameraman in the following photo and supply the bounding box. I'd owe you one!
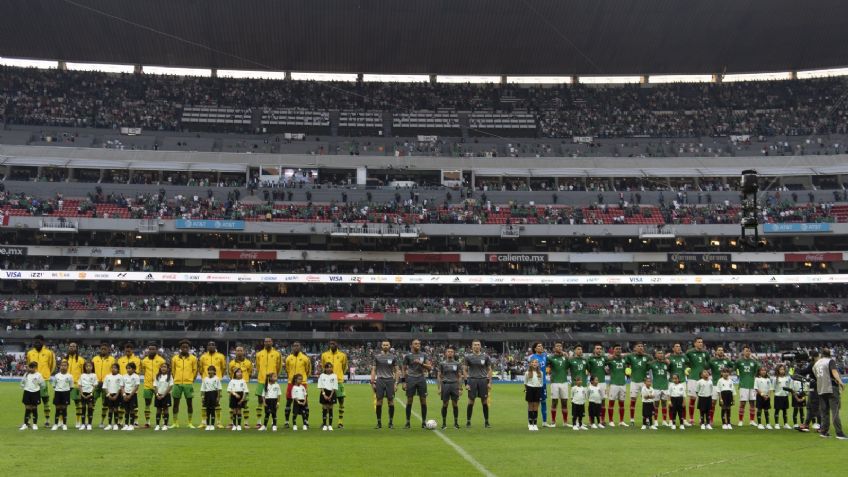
[796,350,820,432]
[813,348,846,439]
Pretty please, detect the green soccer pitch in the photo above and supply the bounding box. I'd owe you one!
[1,382,845,476]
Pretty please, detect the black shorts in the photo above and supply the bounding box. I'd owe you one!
[123,395,138,410]
[319,392,337,405]
[375,378,395,401]
[774,395,789,411]
[53,390,71,406]
[440,382,460,402]
[525,385,542,402]
[406,378,428,398]
[467,378,489,400]
[22,390,40,406]
[720,390,734,408]
[756,395,771,410]
[230,393,246,409]
[203,391,218,408]
[106,394,121,409]
[264,398,278,409]
[155,395,172,409]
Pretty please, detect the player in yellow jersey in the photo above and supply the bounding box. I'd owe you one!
[171,340,198,428]
[320,341,349,428]
[228,346,253,427]
[25,335,55,427]
[90,342,116,427]
[284,341,312,428]
[117,342,142,426]
[255,338,282,428]
[63,342,86,428]
[140,342,166,428]
[199,341,227,428]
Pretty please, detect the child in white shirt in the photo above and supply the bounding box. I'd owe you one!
[716,368,735,429]
[318,363,339,431]
[51,360,74,430]
[290,374,308,430]
[772,364,792,429]
[262,373,282,431]
[153,363,173,430]
[200,366,222,431]
[121,363,140,431]
[640,377,657,430]
[695,370,713,429]
[587,376,604,428]
[570,376,587,430]
[78,361,99,430]
[20,361,45,430]
[668,374,687,429]
[102,363,124,430]
[524,359,543,431]
[228,368,249,431]
[754,367,773,429]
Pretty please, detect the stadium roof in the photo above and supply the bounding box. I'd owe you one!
[2,0,847,77]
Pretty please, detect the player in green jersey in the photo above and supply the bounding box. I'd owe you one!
[568,346,589,386]
[734,345,760,426]
[625,342,652,425]
[708,346,733,425]
[606,345,628,427]
[667,343,689,380]
[546,342,570,427]
[649,349,671,426]
[685,338,710,425]
[586,344,608,425]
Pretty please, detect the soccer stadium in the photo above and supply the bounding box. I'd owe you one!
[1,0,848,475]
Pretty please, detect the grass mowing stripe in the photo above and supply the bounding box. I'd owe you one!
[653,444,819,476]
[399,401,497,477]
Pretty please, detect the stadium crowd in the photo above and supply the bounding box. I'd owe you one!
[1,188,845,226]
[3,66,848,138]
[2,295,847,316]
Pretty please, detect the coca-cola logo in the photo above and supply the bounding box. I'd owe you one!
[784,252,842,263]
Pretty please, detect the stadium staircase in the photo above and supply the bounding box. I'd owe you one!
[382,111,393,137]
[458,112,470,139]
[329,110,340,136]
[250,108,263,133]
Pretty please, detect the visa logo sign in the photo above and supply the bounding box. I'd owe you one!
[5,271,22,278]
[328,276,343,282]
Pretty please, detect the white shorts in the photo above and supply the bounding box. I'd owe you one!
[656,390,669,401]
[597,383,607,397]
[739,388,756,401]
[629,381,644,398]
[550,383,569,400]
[608,384,626,401]
[686,379,698,397]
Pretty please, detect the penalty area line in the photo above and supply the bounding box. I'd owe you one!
[398,402,497,477]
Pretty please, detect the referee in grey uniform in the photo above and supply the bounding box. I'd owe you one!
[463,339,493,428]
[371,340,399,429]
[403,339,432,429]
[438,347,464,429]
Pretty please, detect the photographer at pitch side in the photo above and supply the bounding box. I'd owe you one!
[812,348,847,439]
